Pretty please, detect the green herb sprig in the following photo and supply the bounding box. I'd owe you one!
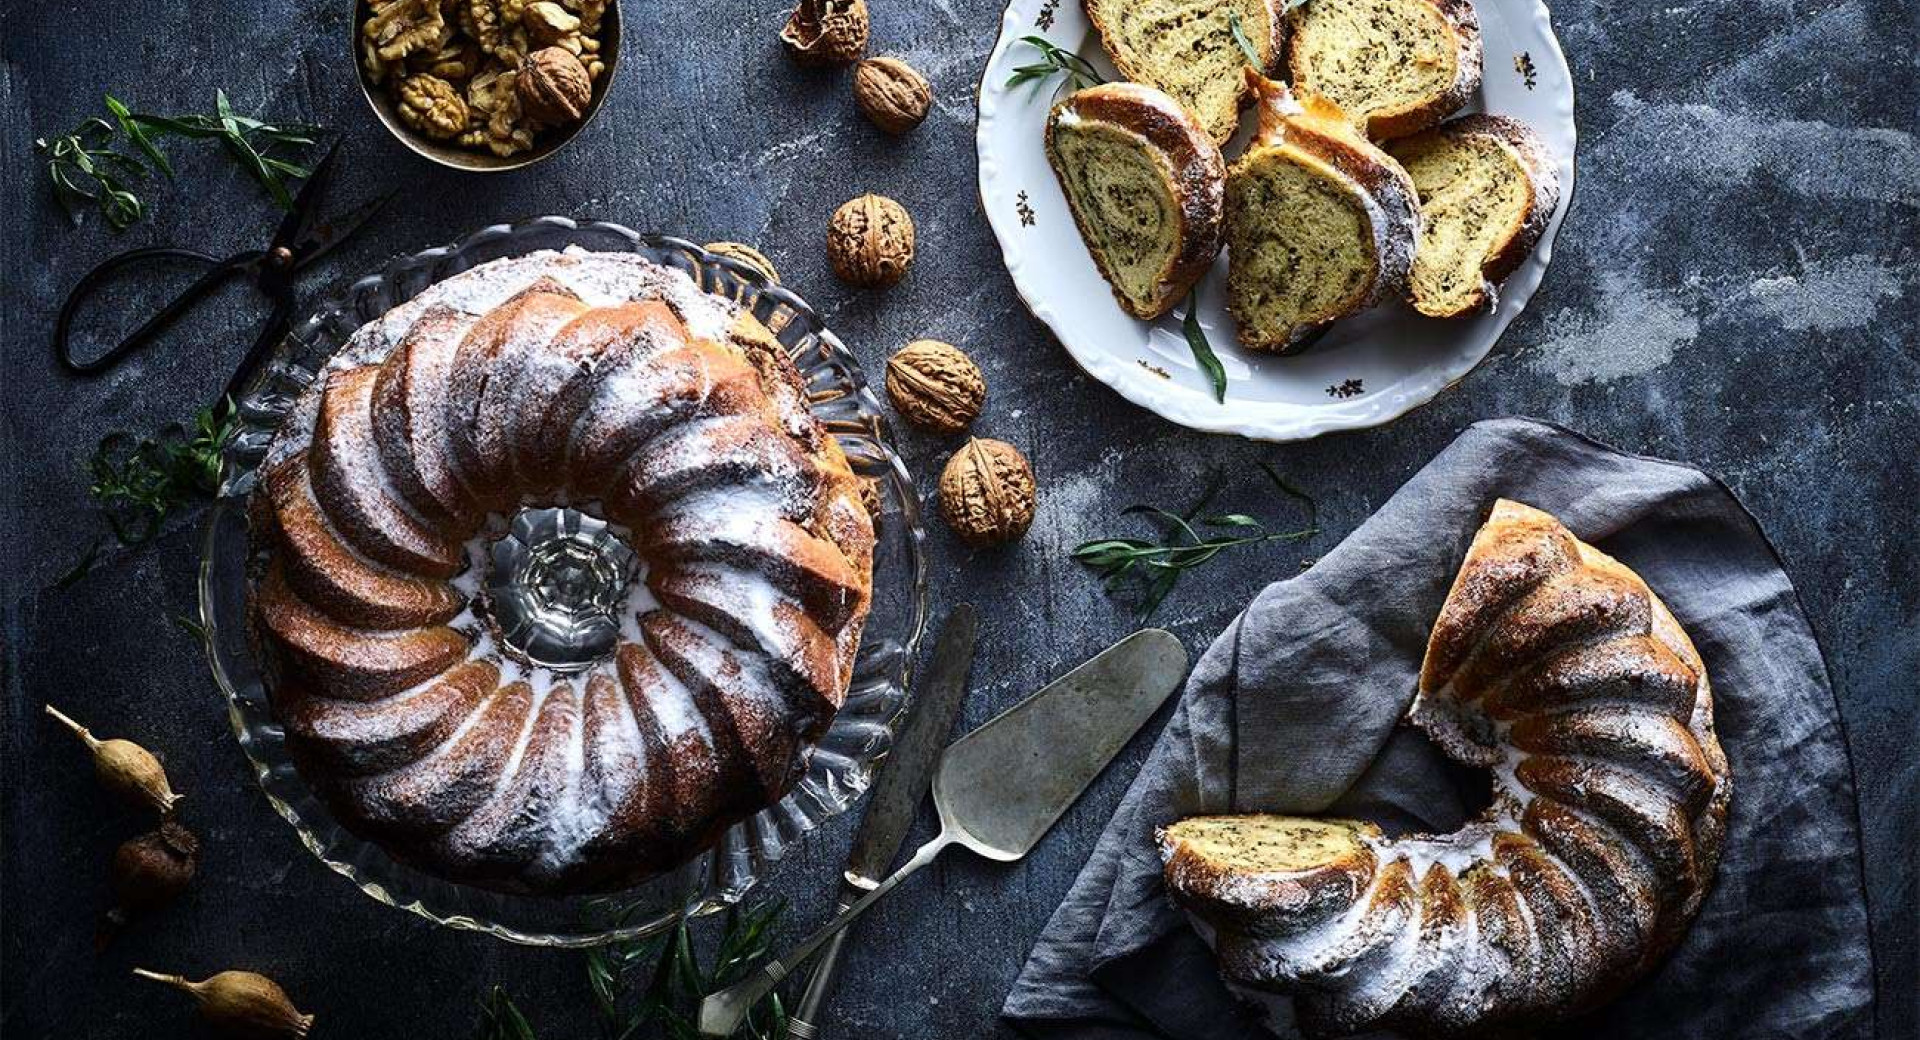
[37,91,319,230]
[1006,35,1107,94]
[86,399,235,546]
[1182,288,1229,403]
[1073,464,1318,620]
[476,986,539,1040]
[479,901,790,1040]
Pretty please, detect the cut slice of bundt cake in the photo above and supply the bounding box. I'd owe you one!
[1046,83,1227,320]
[1158,500,1731,1037]
[1385,114,1561,317]
[1286,0,1481,140]
[1084,0,1287,144]
[1224,73,1419,352]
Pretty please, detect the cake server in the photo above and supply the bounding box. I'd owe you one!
[699,628,1190,1037]
[784,604,980,1040]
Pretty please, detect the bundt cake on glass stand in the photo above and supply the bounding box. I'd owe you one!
[196,218,928,947]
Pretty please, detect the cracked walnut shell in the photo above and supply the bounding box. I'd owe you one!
[517,46,592,125]
[827,194,914,288]
[781,0,868,67]
[939,438,1036,547]
[887,340,984,434]
[853,57,933,134]
[397,75,470,139]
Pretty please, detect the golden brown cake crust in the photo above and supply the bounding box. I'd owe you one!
[248,251,874,895]
[1046,82,1227,320]
[1160,500,1731,1038]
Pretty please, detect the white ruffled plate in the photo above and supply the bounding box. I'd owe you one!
[976,0,1577,440]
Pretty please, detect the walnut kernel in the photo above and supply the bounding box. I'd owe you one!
[781,0,869,67]
[397,75,471,139]
[939,438,1037,547]
[704,242,781,285]
[517,46,592,125]
[827,194,915,288]
[522,1,580,43]
[886,340,984,434]
[853,57,933,134]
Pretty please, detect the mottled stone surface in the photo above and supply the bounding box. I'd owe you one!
[1,0,1913,1037]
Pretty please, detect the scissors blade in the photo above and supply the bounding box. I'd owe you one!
[290,191,393,271]
[268,139,343,258]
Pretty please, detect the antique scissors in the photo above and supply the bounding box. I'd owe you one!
[52,142,391,402]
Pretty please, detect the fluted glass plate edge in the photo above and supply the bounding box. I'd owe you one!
[196,217,929,947]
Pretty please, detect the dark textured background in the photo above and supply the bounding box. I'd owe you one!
[2,1,1914,1038]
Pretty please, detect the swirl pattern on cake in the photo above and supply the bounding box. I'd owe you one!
[1159,499,1730,1036]
[248,249,875,894]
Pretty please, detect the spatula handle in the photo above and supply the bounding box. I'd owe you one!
[698,834,952,1037]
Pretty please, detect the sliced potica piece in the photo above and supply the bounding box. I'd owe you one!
[1045,82,1226,320]
[1084,0,1287,144]
[1285,0,1481,140]
[1224,74,1419,352]
[1386,114,1561,317]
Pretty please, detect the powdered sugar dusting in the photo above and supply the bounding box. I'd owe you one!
[254,248,870,891]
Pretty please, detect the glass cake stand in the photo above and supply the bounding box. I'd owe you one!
[196,217,928,947]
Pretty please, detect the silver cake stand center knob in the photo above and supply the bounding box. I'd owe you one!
[487,507,637,672]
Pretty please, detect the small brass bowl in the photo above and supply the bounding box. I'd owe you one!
[352,0,621,172]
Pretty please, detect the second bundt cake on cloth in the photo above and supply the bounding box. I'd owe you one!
[247,247,875,895]
[1160,500,1730,1036]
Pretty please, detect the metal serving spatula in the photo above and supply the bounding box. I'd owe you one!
[697,628,1190,1037]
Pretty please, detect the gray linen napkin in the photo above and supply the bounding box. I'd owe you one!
[1001,418,1877,1040]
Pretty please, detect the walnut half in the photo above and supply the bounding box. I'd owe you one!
[397,75,470,139]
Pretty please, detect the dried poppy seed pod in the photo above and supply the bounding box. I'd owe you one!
[104,822,200,938]
[45,704,182,817]
[133,969,314,1039]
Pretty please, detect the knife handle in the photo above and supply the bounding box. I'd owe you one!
[698,834,953,1037]
[782,891,858,1040]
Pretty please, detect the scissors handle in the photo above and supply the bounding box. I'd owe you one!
[54,246,261,375]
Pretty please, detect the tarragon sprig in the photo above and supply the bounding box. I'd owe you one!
[38,91,319,230]
[1073,464,1318,620]
[486,899,791,1040]
[85,399,235,546]
[1005,35,1107,94]
[1183,287,1229,403]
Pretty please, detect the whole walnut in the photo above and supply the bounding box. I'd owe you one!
[781,0,868,67]
[939,438,1037,547]
[853,57,933,134]
[704,241,781,285]
[827,194,914,288]
[397,74,471,139]
[517,46,592,125]
[886,340,984,434]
